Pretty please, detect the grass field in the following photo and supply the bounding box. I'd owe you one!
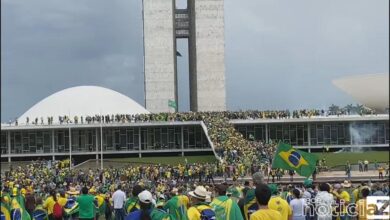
[314,151,389,167]
[108,155,217,165]
[106,151,389,168]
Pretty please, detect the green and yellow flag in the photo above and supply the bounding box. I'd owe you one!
[168,100,177,110]
[272,143,317,177]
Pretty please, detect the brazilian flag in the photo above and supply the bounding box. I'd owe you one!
[1,202,11,220]
[168,99,177,111]
[272,143,317,177]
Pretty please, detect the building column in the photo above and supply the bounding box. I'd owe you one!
[307,123,311,146]
[181,126,184,156]
[69,126,72,169]
[52,130,55,159]
[96,128,99,166]
[138,128,142,158]
[349,123,353,145]
[7,131,11,160]
[265,124,269,143]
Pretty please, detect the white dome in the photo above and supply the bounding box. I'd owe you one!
[18,86,149,124]
[333,73,389,113]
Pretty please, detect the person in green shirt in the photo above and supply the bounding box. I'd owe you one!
[210,184,243,220]
[76,187,97,220]
[243,172,264,220]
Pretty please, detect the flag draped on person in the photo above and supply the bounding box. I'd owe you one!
[1,201,11,220]
[163,196,188,220]
[210,195,243,220]
[10,192,31,220]
[272,143,318,177]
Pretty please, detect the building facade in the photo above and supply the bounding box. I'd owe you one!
[143,0,226,113]
[1,115,388,162]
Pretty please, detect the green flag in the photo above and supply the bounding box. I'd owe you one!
[210,196,244,220]
[271,143,317,177]
[168,99,177,110]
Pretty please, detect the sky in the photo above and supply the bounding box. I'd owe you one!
[1,0,389,122]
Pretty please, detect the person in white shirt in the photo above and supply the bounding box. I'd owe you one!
[314,183,334,220]
[289,189,307,220]
[112,185,127,220]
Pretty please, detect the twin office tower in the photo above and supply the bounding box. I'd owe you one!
[143,0,226,112]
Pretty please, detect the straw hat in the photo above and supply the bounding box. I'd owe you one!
[188,186,208,200]
[341,180,351,188]
[67,187,79,195]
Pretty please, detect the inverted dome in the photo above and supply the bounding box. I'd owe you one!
[333,73,389,113]
[18,86,149,124]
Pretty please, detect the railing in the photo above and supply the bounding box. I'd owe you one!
[200,121,222,163]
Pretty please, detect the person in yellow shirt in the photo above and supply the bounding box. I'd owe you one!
[43,190,57,218]
[57,190,67,207]
[177,188,189,209]
[356,188,370,220]
[267,184,292,220]
[250,183,282,220]
[332,183,351,220]
[378,166,385,179]
[187,186,213,220]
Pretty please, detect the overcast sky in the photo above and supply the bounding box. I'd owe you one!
[1,0,389,122]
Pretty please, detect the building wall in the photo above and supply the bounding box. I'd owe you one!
[188,0,226,111]
[143,0,177,113]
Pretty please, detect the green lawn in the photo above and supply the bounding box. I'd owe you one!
[107,151,389,167]
[314,151,389,167]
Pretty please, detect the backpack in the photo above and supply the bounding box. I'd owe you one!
[199,208,216,220]
[53,202,63,219]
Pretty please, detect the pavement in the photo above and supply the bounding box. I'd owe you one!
[214,170,389,184]
[2,161,388,184]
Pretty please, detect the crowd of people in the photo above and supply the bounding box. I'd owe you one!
[10,104,378,127]
[1,159,389,220]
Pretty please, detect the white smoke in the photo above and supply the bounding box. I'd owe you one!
[347,122,378,152]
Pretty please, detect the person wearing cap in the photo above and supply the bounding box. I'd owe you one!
[210,183,243,220]
[332,182,351,220]
[187,186,212,220]
[267,184,291,220]
[125,190,173,220]
[163,188,188,220]
[250,183,282,220]
[77,186,98,220]
[243,172,264,220]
